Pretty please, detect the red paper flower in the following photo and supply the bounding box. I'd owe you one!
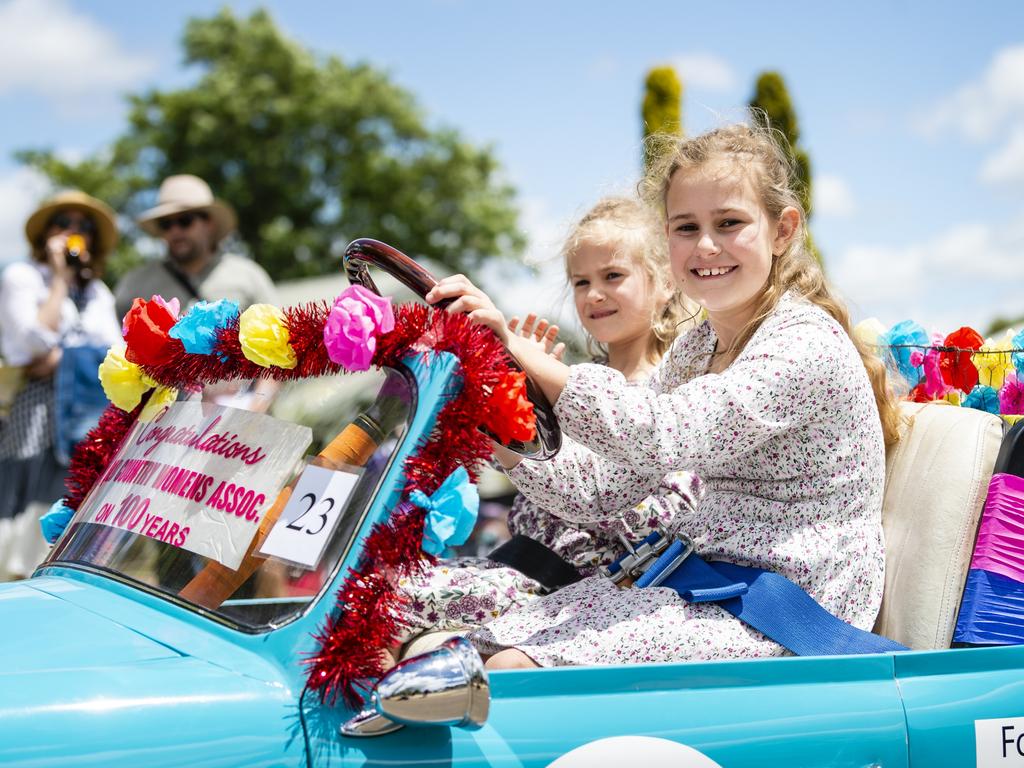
[938,327,983,393]
[483,370,537,444]
[122,296,180,367]
[908,382,932,403]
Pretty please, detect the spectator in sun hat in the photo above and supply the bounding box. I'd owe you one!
[113,173,277,320]
[0,190,122,578]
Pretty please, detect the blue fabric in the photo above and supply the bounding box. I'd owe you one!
[954,569,1024,646]
[880,319,928,387]
[963,385,1001,415]
[40,499,74,544]
[412,466,479,556]
[648,549,907,656]
[169,299,240,356]
[53,344,109,466]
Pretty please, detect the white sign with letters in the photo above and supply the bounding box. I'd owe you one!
[259,463,361,568]
[76,401,312,570]
[977,717,1024,766]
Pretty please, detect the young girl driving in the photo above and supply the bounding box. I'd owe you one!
[426,122,900,670]
[390,196,699,657]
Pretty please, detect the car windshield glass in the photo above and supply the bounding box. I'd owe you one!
[45,367,413,630]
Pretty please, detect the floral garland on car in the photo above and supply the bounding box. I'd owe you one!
[856,319,1024,424]
[61,285,536,707]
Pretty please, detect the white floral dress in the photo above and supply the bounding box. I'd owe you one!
[393,474,697,644]
[471,293,887,666]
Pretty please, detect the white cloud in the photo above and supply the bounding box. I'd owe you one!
[0,0,154,100]
[814,174,855,217]
[670,53,736,92]
[0,166,52,265]
[980,126,1024,185]
[920,44,1024,141]
[832,212,1024,332]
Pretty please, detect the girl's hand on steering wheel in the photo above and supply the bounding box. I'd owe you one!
[426,275,510,345]
[509,314,565,361]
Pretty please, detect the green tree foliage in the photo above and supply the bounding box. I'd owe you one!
[749,71,820,263]
[641,66,683,166]
[18,8,524,283]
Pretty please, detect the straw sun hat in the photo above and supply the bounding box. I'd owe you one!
[137,174,238,242]
[24,190,119,259]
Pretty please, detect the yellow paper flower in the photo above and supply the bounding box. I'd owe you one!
[853,317,887,350]
[238,304,297,369]
[138,385,179,422]
[98,347,157,411]
[972,330,1015,390]
[943,391,962,407]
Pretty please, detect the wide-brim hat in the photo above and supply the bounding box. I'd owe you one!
[137,174,237,242]
[24,190,119,259]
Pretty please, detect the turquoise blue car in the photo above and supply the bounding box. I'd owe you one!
[2,240,1023,767]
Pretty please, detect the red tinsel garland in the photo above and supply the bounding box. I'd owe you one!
[306,305,511,707]
[64,400,143,510]
[62,299,523,709]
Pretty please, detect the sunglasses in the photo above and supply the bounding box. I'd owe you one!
[50,213,97,235]
[157,211,208,232]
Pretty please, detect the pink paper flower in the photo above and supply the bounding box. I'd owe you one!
[323,285,395,371]
[1000,372,1024,415]
[920,333,951,400]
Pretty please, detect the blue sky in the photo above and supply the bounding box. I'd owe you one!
[1,0,1023,335]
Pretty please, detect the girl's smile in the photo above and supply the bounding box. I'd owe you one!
[690,265,738,279]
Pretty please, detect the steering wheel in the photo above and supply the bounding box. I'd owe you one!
[344,238,561,460]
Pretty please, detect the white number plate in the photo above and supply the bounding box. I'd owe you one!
[258,464,361,568]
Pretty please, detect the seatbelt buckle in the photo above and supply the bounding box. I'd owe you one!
[601,530,693,586]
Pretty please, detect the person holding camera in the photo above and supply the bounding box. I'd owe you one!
[0,191,121,578]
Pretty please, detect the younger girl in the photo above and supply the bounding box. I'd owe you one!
[426,123,900,670]
[391,196,698,653]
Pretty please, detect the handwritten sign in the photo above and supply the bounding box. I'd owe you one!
[258,463,361,568]
[76,401,312,569]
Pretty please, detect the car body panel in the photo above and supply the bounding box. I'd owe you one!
[1,338,1019,767]
[326,653,909,768]
[0,656,299,767]
[897,644,1024,766]
[0,578,180,673]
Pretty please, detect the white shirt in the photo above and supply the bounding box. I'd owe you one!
[0,261,121,366]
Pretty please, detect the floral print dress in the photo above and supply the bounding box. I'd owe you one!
[394,474,698,644]
[471,293,887,666]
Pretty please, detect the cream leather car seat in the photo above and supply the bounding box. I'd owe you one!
[873,402,1004,649]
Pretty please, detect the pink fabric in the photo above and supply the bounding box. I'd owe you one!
[971,473,1024,583]
[323,285,395,371]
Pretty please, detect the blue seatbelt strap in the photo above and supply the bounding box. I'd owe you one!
[633,539,908,656]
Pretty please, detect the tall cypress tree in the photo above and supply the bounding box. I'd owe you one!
[642,65,683,166]
[749,72,821,264]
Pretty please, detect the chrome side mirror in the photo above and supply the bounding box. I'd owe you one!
[341,636,490,738]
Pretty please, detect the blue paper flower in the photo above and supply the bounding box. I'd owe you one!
[411,466,479,556]
[169,299,240,356]
[963,384,1000,415]
[40,499,74,544]
[880,320,928,387]
[1013,328,1024,377]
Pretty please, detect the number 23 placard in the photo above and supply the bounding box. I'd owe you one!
[259,464,361,568]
